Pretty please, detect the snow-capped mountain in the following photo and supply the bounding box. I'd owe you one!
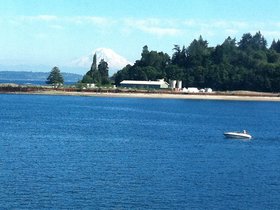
[71,48,132,75]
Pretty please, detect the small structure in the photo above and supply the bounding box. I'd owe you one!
[177,80,182,90]
[86,83,95,89]
[170,80,177,89]
[199,88,205,93]
[120,79,169,89]
[182,87,213,93]
[169,80,183,90]
[185,87,199,93]
[52,83,63,88]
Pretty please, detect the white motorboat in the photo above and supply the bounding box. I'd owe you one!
[224,130,252,139]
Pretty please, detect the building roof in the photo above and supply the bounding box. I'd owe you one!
[120,79,169,86]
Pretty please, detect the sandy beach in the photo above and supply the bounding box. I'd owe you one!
[23,90,280,102]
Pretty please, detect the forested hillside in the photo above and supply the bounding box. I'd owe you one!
[114,32,280,92]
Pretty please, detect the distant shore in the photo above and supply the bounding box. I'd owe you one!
[1,85,279,101]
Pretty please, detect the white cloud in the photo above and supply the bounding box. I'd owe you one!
[50,24,64,30]
[184,19,197,27]
[5,15,280,41]
[86,16,112,25]
[34,33,48,39]
[36,15,58,21]
[123,18,182,37]
[141,26,181,36]
[225,29,239,36]
[67,16,114,26]
[180,19,280,43]
[229,21,248,29]
[262,30,280,39]
[182,19,248,30]
[273,22,280,28]
[19,15,58,22]
[16,15,113,27]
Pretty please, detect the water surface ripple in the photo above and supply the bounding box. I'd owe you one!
[0,94,280,209]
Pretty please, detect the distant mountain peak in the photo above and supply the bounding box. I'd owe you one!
[70,48,132,75]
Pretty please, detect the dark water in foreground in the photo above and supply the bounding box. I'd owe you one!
[0,94,280,209]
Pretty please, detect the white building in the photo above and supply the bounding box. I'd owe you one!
[120,79,169,89]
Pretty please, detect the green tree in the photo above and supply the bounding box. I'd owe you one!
[92,70,101,84]
[266,50,280,63]
[98,59,109,85]
[139,45,170,71]
[270,39,280,53]
[141,45,149,66]
[186,36,210,67]
[128,66,148,81]
[81,74,94,84]
[212,37,237,64]
[251,31,267,50]
[142,66,161,80]
[115,32,280,92]
[89,53,97,77]
[81,53,98,83]
[165,65,184,80]
[114,65,131,85]
[46,66,64,86]
[238,33,253,50]
[238,32,267,51]
[172,45,187,67]
[81,54,110,85]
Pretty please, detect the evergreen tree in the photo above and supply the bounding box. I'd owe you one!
[114,64,131,85]
[165,65,184,80]
[81,54,110,85]
[46,66,64,86]
[81,53,98,83]
[172,45,187,67]
[141,45,149,66]
[89,53,97,77]
[98,59,109,84]
[115,32,280,92]
[186,36,210,67]
[251,31,267,50]
[238,33,253,50]
[270,39,280,53]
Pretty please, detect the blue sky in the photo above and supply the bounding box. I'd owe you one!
[1,0,280,73]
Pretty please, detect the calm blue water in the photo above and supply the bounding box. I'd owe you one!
[0,94,280,209]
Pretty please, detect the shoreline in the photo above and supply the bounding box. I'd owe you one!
[2,90,280,102]
[0,84,279,101]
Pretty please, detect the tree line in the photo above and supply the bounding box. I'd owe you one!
[114,31,280,92]
[80,53,110,85]
[46,54,110,87]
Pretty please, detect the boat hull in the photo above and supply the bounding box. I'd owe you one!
[224,132,252,139]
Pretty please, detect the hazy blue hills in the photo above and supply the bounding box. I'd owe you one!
[0,71,82,84]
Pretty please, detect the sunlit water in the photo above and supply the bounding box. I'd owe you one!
[0,94,280,209]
